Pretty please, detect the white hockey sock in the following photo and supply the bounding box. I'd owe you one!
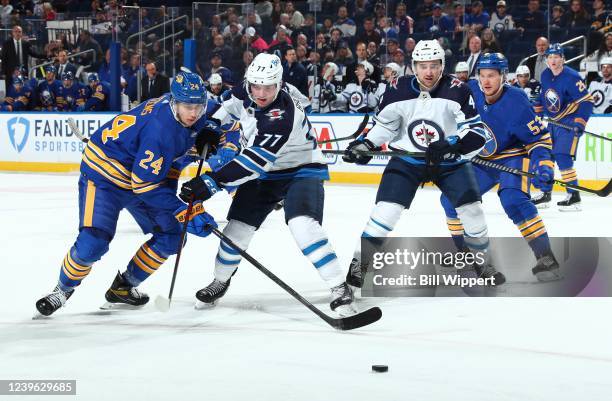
[288,216,345,288]
[354,201,403,261]
[213,220,256,282]
[456,201,490,252]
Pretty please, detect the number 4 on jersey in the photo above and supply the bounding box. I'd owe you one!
[102,115,136,144]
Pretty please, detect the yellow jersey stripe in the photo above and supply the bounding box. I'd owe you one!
[87,142,131,178]
[143,244,166,264]
[83,155,132,190]
[132,182,162,194]
[84,180,96,227]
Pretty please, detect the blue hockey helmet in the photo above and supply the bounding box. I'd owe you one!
[476,52,509,74]
[170,67,207,104]
[12,76,24,86]
[61,71,74,81]
[87,73,100,83]
[545,43,564,57]
[44,64,56,74]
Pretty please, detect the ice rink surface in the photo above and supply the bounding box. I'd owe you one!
[1,172,611,401]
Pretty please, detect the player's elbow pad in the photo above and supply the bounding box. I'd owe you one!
[458,130,486,155]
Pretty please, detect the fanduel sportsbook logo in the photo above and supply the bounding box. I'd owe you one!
[7,117,30,153]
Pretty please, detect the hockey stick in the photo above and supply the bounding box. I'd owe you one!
[317,113,370,145]
[208,227,382,330]
[67,118,88,143]
[543,117,612,142]
[155,152,207,312]
[330,148,612,197]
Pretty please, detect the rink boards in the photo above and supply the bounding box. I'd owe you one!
[0,112,610,187]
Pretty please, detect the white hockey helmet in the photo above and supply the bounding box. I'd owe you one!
[412,40,445,70]
[245,53,283,102]
[322,62,339,80]
[384,62,402,77]
[454,61,469,73]
[515,65,530,76]
[600,56,612,67]
[209,73,223,86]
[357,60,374,76]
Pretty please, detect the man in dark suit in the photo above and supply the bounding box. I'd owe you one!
[463,36,482,79]
[1,25,47,88]
[140,62,169,101]
[523,36,549,82]
[54,49,78,79]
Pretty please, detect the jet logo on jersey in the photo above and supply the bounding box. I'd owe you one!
[407,119,444,150]
[591,89,605,107]
[350,92,364,107]
[7,116,30,153]
[265,109,285,121]
[544,89,561,113]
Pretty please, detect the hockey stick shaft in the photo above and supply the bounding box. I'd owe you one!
[544,118,612,142]
[317,113,370,144]
[209,227,382,330]
[67,118,88,143]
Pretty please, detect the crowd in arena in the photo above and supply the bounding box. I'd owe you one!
[0,0,610,113]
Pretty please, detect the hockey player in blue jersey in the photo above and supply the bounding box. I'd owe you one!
[0,76,33,111]
[34,69,230,317]
[55,72,87,111]
[78,73,111,111]
[342,40,502,287]
[531,44,594,211]
[35,65,62,111]
[180,53,356,315]
[440,53,561,282]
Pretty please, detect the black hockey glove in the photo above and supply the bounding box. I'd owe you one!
[195,127,221,157]
[322,87,336,101]
[343,138,379,165]
[179,174,221,202]
[425,138,462,166]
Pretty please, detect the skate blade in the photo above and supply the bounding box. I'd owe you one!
[535,203,550,210]
[558,204,581,212]
[334,303,358,317]
[32,311,50,320]
[99,302,145,311]
[535,270,564,282]
[194,300,218,310]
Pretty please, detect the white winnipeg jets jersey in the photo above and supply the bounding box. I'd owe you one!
[367,74,486,162]
[588,78,612,114]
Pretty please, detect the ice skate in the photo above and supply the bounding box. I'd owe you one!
[531,191,552,209]
[346,258,362,288]
[35,285,74,317]
[330,282,356,316]
[101,272,149,310]
[195,278,231,309]
[532,252,562,282]
[474,262,506,286]
[557,192,581,212]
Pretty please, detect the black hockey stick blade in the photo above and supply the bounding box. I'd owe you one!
[329,306,382,331]
[210,227,382,330]
[594,178,612,197]
[318,113,370,145]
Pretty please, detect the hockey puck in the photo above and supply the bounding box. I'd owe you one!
[372,365,388,373]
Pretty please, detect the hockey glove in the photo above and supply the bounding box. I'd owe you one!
[572,121,585,136]
[343,138,379,165]
[179,174,221,202]
[195,127,221,157]
[174,202,217,237]
[207,144,239,172]
[426,137,462,166]
[533,160,554,191]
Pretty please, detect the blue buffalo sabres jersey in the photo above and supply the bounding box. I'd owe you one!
[83,81,111,111]
[3,83,33,111]
[55,82,87,111]
[535,66,594,128]
[367,74,487,165]
[36,79,62,109]
[81,94,233,213]
[210,89,327,187]
[468,81,552,163]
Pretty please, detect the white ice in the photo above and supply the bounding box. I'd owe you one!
[1,172,611,401]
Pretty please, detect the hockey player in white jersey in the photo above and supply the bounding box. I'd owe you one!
[343,40,502,287]
[311,62,347,113]
[341,60,378,113]
[180,53,355,315]
[374,62,401,109]
[588,57,612,114]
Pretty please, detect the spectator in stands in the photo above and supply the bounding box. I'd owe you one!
[551,5,567,29]
[380,37,400,66]
[352,0,369,27]
[454,61,470,82]
[334,41,354,71]
[586,31,612,65]
[392,49,412,76]
[285,1,304,29]
[255,0,273,20]
[1,25,46,89]
[464,35,482,78]
[441,0,455,16]
[377,16,398,44]
[204,52,233,86]
[424,3,446,33]
[415,0,436,26]
[14,0,34,17]
[444,2,467,39]
[344,41,382,85]
[334,5,357,38]
[279,13,293,37]
[295,34,310,53]
[518,0,546,34]
[269,25,293,58]
[224,22,244,53]
[459,27,478,55]
[292,13,315,46]
[55,49,77,78]
[393,2,414,42]
[75,29,102,70]
[562,0,592,30]
[524,36,549,81]
[0,0,13,26]
[320,17,334,37]
[98,49,111,83]
[357,17,382,47]
[329,28,345,53]
[315,32,329,55]
[591,0,609,30]
[489,1,515,32]
[480,28,502,54]
[283,47,308,96]
[235,49,254,80]
[296,44,309,65]
[123,53,141,102]
[211,34,233,65]
[244,27,269,53]
[42,2,56,21]
[465,1,489,33]
[404,37,416,67]
[140,62,169,101]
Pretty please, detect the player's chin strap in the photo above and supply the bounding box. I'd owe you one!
[170,98,207,128]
